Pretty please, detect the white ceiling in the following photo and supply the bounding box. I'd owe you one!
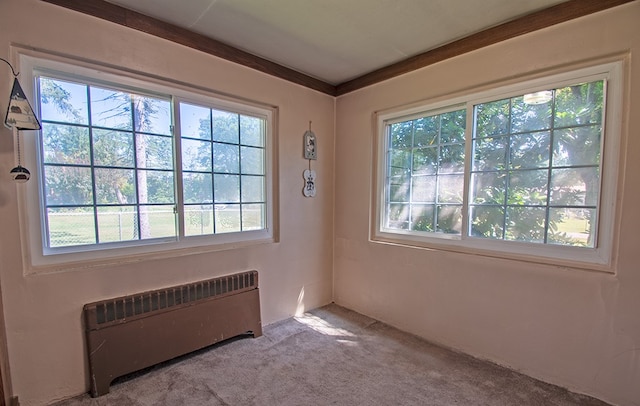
[105,0,568,85]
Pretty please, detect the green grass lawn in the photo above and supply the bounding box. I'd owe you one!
[48,206,263,247]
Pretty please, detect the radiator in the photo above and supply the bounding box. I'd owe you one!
[83,270,262,397]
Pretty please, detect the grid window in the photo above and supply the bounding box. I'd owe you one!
[470,82,602,247]
[385,109,466,234]
[375,62,621,268]
[27,59,273,264]
[39,77,175,247]
[180,102,266,236]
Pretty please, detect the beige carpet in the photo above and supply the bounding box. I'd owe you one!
[54,304,609,406]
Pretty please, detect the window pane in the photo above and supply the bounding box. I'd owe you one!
[183,173,213,204]
[97,206,137,243]
[439,144,465,174]
[240,146,264,175]
[240,116,264,147]
[94,168,135,204]
[242,203,265,230]
[139,205,176,239]
[93,129,134,167]
[42,124,90,165]
[390,179,410,202]
[511,95,552,133]
[508,170,548,206]
[553,126,601,167]
[389,149,411,174]
[389,165,410,189]
[505,206,546,243]
[550,167,599,206]
[440,110,466,144]
[185,204,214,236]
[470,206,505,239]
[548,208,595,247]
[215,204,241,233]
[44,166,93,206]
[554,82,603,127]
[438,174,463,204]
[136,134,173,170]
[181,139,211,171]
[475,99,509,137]
[241,175,264,202]
[412,147,437,175]
[471,172,506,205]
[180,103,211,140]
[473,136,507,171]
[214,174,240,203]
[389,121,413,148]
[509,131,550,169]
[212,110,239,143]
[412,117,438,147]
[411,176,436,203]
[390,166,410,180]
[133,95,171,135]
[139,170,174,204]
[39,77,88,125]
[47,207,96,247]
[387,203,409,230]
[90,87,132,130]
[437,205,462,234]
[213,143,239,173]
[411,204,434,232]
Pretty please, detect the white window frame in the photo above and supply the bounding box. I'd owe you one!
[14,49,278,273]
[373,61,624,272]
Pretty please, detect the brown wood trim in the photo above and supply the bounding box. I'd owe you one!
[335,0,636,95]
[41,0,633,97]
[40,0,337,96]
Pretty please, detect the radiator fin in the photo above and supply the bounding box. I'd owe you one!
[87,270,257,329]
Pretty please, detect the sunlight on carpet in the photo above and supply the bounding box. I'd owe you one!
[294,312,355,337]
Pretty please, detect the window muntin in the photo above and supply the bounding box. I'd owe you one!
[179,102,266,236]
[18,53,275,269]
[375,62,621,269]
[470,81,603,247]
[39,77,176,248]
[384,108,466,235]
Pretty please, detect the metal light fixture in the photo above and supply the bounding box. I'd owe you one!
[523,90,553,105]
[2,57,41,182]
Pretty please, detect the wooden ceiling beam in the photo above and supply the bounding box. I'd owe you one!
[41,0,635,97]
[335,0,636,95]
[41,0,337,96]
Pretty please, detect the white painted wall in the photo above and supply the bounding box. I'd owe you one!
[334,3,640,406]
[1,1,639,406]
[0,1,334,405]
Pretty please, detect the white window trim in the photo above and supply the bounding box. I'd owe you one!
[13,48,279,274]
[372,60,624,272]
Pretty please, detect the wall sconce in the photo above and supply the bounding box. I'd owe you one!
[2,57,41,182]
